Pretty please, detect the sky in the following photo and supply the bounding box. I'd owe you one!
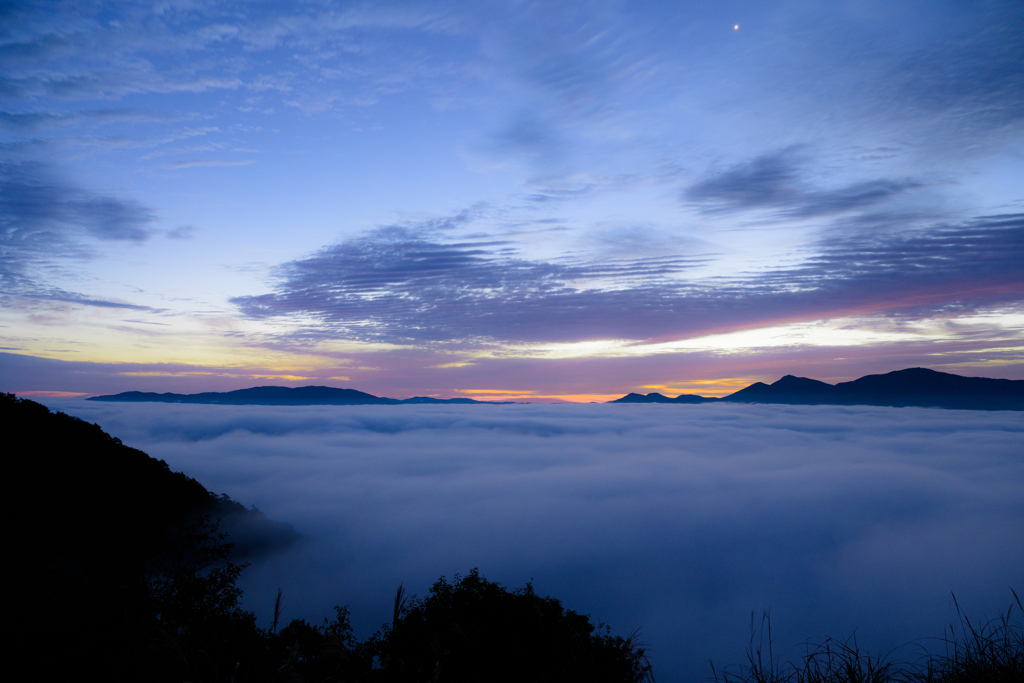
[2,0,1024,400]
[36,398,1024,682]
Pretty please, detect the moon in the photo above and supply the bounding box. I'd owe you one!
[734,24,740,30]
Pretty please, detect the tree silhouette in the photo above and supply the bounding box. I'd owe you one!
[372,568,653,683]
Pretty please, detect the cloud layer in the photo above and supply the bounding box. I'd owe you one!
[40,399,1024,682]
[231,214,1024,345]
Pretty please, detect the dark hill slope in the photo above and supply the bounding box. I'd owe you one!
[4,393,298,562]
[5,392,298,679]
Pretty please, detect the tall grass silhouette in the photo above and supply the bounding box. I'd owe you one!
[711,591,1022,683]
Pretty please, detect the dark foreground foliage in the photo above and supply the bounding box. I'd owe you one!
[371,569,653,683]
[712,591,1023,683]
[5,393,651,682]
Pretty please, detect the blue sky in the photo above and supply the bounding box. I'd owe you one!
[2,0,1023,399]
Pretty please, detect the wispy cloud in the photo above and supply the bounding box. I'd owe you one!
[43,290,159,311]
[0,1,468,113]
[0,108,178,131]
[166,225,197,240]
[0,161,155,304]
[0,161,154,242]
[231,213,1024,345]
[685,149,921,217]
[231,220,710,344]
[861,9,1024,148]
[162,159,254,169]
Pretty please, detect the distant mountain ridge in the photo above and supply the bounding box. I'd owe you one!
[88,385,514,405]
[610,368,1024,411]
[609,392,717,404]
[88,368,1024,410]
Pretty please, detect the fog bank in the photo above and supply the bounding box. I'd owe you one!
[42,400,1024,682]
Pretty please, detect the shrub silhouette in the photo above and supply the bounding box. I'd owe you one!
[371,568,653,683]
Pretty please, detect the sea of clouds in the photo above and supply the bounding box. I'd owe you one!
[41,399,1024,682]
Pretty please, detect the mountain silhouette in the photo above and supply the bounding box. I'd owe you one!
[90,368,1024,410]
[608,392,717,404]
[612,368,1024,410]
[89,385,513,405]
[90,385,398,405]
[723,374,843,405]
[723,367,1024,409]
[830,367,1024,409]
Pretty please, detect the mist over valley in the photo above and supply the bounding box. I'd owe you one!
[38,398,1024,682]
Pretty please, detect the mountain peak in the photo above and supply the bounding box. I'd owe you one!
[771,375,834,392]
[608,368,1024,410]
[725,368,1024,409]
